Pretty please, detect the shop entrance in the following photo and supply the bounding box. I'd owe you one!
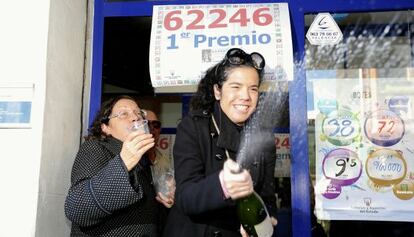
[90,1,414,236]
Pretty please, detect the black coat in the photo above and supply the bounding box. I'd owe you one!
[163,107,277,237]
[64,137,161,236]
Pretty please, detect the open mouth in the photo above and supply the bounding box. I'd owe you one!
[234,104,249,112]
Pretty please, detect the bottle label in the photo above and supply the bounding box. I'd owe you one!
[254,215,273,237]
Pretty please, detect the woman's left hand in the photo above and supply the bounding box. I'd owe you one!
[240,225,248,237]
[240,216,277,237]
[271,216,278,226]
[156,192,174,208]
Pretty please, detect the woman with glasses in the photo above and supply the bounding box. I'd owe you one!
[163,48,277,237]
[65,95,173,236]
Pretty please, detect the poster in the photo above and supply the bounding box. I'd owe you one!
[150,3,293,89]
[157,133,176,163]
[313,78,414,221]
[275,133,291,177]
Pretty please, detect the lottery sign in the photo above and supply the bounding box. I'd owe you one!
[150,3,294,88]
[156,134,176,163]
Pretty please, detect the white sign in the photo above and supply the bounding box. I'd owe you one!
[150,3,294,90]
[306,13,343,45]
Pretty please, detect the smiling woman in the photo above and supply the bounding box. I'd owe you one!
[163,48,277,237]
[213,67,259,126]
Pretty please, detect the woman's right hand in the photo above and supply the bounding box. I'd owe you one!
[222,159,254,200]
[120,130,155,171]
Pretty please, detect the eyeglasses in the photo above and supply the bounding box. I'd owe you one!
[148,120,162,129]
[224,48,265,70]
[107,109,145,121]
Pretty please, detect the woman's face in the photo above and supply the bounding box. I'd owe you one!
[101,98,143,142]
[214,67,259,126]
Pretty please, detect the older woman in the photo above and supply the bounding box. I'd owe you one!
[163,48,277,237]
[65,95,173,236]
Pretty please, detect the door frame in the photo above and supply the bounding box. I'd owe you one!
[90,1,414,236]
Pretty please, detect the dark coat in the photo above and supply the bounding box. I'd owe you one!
[64,137,161,236]
[163,107,277,237]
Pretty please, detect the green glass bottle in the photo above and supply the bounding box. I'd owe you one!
[237,191,273,237]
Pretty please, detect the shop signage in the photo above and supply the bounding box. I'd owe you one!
[306,13,343,45]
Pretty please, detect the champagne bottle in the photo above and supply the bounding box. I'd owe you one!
[237,191,273,237]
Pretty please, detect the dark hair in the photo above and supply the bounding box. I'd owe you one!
[85,95,138,141]
[190,48,265,112]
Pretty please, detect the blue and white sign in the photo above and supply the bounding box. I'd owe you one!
[0,101,32,125]
[0,82,34,128]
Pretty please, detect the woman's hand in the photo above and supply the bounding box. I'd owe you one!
[156,192,175,208]
[239,217,276,236]
[120,130,155,171]
[271,216,278,226]
[222,159,253,200]
[240,225,248,237]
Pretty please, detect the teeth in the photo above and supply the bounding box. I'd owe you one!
[234,105,248,111]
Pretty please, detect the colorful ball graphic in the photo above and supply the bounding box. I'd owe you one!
[322,148,362,186]
[366,149,407,187]
[364,109,405,147]
[322,108,360,146]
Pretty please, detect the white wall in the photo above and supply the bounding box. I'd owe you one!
[0,1,50,236]
[0,1,88,236]
[36,0,89,236]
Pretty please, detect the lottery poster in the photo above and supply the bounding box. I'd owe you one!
[274,133,291,177]
[150,3,293,88]
[157,134,176,164]
[313,78,414,221]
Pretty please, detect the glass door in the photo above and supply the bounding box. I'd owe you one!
[306,10,414,237]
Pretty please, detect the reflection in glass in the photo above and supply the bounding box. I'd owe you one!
[305,10,414,237]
